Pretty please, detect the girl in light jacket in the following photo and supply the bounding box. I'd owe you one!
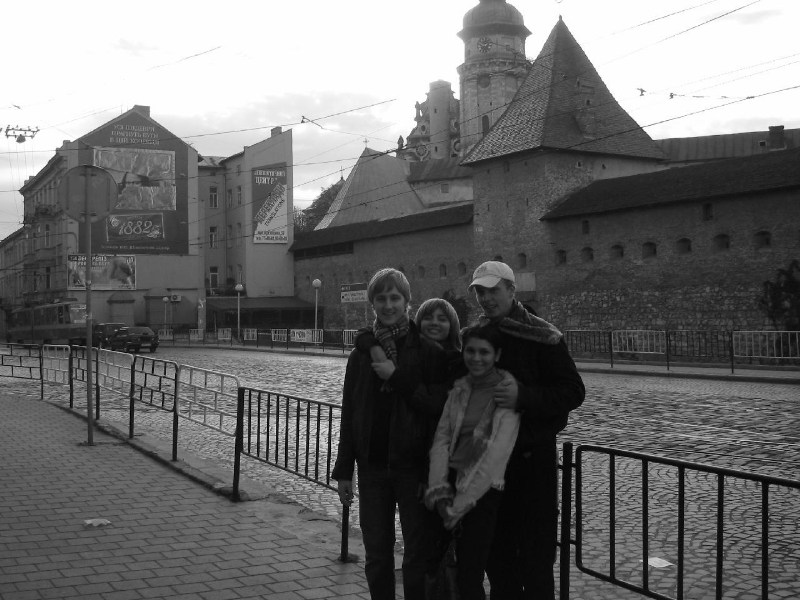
[425,325,521,600]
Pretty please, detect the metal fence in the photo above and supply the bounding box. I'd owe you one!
[559,443,800,600]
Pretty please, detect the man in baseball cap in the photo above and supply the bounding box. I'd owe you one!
[469,259,585,600]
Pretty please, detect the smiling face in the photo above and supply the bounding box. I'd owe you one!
[419,307,451,343]
[473,280,515,321]
[372,285,408,327]
[463,337,501,379]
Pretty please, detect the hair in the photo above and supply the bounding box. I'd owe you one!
[367,268,411,304]
[461,324,503,353]
[415,298,462,351]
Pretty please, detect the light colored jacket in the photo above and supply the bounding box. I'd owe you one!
[425,371,521,529]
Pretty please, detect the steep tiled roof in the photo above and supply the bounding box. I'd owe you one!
[292,202,473,250]
[463,18,664,164]
[408,156,473,182]
[542,146,800,220]
[314,148,424,229]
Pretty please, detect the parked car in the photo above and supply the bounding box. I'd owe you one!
[93,322,127,348]
[107,326,159,353]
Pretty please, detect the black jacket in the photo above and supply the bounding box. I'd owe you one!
[332,322,447,481]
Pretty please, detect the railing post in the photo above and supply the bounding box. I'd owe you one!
[729,330,735,374]
[608,330,614,368]
[95,349,101,420]
[233,387,245,502]
[39,345,44,400]
[128,357,136,439]
[171,366,180,461]
[559,442,574,600]
[665,330,671,371]
[285,328,290,350]
[68,349,74,408]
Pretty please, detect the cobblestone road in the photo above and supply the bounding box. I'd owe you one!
[25,347,800,599]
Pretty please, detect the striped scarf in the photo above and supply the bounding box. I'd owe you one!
[373,314,410,366]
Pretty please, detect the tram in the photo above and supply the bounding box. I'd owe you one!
[6,300,88,345]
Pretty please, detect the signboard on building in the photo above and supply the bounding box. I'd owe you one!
[252,164,288,244]
[341,282,368,303]
[78,110,189,254]
[67,254,136,291]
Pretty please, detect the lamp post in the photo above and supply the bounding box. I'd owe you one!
[234,283,244,342]
[162,296,169,330]
[312,278,322,330]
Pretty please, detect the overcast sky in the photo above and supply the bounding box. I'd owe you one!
[1,0,798,240]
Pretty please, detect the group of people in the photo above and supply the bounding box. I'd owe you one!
[332,261,586,600]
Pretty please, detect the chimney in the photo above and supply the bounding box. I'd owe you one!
[768,125,785,151]
[132,105,151,117]
[271,126,282,137]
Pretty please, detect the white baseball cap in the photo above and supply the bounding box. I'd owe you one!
[469,261,515,289]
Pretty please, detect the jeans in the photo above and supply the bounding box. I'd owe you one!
[486,444,559,600]
[357,464,442,600]
[454,488,503,600]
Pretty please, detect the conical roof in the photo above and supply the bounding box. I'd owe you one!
[314,148,424,229]
[464,18,664,164]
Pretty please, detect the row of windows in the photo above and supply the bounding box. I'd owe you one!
[207,186,243,209]
[556,231,773,264]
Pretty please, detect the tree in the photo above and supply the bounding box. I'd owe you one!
[760,259,800,331]
[294,177,345,234]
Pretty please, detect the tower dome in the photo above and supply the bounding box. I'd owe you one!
[458,0,530,40]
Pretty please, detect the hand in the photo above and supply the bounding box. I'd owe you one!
[371,360,396,381]
[369,346,388,363]
[337,480,354,507]
[494,377,519,409]
[436,499,452,522]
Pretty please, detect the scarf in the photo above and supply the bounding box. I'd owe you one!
[373,314,410,367]
[478,300,562,345]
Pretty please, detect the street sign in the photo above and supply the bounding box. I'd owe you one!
[57,165,116,223]
[341,282,368,303]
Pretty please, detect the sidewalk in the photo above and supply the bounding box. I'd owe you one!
[0,391,371,600]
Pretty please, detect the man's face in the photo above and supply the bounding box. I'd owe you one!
[372,286,408,327]
[473,282,515,321]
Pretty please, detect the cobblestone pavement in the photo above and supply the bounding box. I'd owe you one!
[8,346,800,599]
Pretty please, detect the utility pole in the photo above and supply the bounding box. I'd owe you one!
[4,126,39,143]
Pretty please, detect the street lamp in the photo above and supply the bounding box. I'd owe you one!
[162,296,170,329]
[312,278,322,330]
[234,283,244,342]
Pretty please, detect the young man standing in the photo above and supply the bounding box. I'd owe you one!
[469,261,585,600]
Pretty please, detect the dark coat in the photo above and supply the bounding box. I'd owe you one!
[332,322,448,481]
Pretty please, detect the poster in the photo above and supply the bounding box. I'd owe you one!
[252,164,288,244]
[68,254,136,291]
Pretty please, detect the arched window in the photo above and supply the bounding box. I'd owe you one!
[457,262,467,276]
[610,244,624,259]
[517,253,527,269]
[713,234,730,252]
[642,242,657,259]
[676,238,692,254]
[556,250,567,265]
[754,230,771,248]
[581,247,594,262]
[417,265,426,279]
[439,264,447,278]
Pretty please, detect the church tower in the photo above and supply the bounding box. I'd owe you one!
[457,0,531,157]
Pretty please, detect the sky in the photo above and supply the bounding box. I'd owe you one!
[1,0,799,240]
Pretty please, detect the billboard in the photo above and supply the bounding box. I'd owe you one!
[252,164,288,244]
[78,111,189,254]
[68,254,136,291]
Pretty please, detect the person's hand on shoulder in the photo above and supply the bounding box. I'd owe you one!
[493,373,519,410]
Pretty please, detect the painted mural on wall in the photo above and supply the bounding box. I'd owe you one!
[67,254,136,291]
[79,112,189,254]
[252,164,288,244]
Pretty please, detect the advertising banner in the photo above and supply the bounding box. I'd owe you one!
[78,111,190,254]
[341,282,368,303]
[252,164,288,244]
[68,254,136,291]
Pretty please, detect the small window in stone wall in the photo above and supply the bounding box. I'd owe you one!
[642,242,657,259]
[418,265,426,279]
[754,230,771,248]
[581,220,590,234]
[610,244,624,259]
[703,203,714,221]
[517,253,527,269]
[556,250,567,265]
[439,264,447,278]
[458,262,467,276]
[676,238,692,254]
[713,234,730,251]
[581,247,594,262]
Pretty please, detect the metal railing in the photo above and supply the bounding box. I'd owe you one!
[129,355,180,460]
[559,443,800,600]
